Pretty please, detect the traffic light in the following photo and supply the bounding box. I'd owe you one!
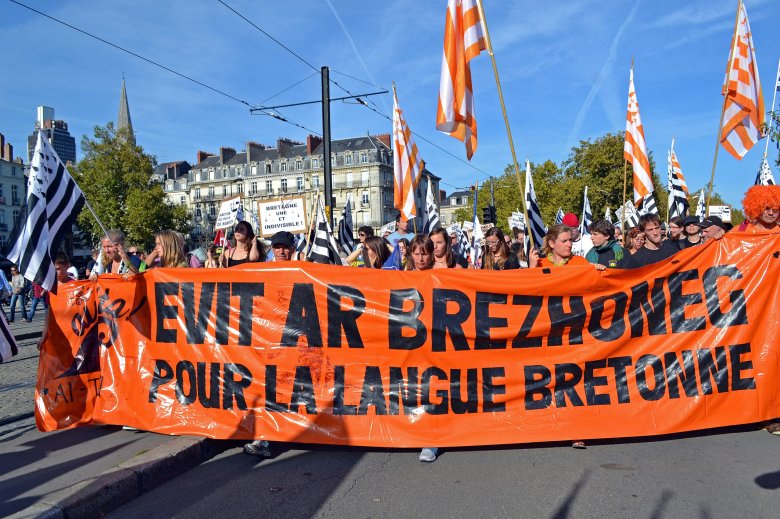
[489,205,497,224]
[482,206,493,224]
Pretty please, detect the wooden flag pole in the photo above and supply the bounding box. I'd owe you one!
[706,0,742,214]
[621,159,628,239]
[475,0,530,228]
[763,57,780,160]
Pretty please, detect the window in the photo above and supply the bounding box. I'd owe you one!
[209,169,214,180]
[195,207,202,219]
[237,183,244,193]
[195,188,201,200]
[345,153,353,165]
[361,170,369,186]
[208,186,215,199]
[296,159,302,171]
[223,185,228,197]
[362,192,369,205]
[11,185,18,205]
[360,152,368,164]
[346,172,353,188]
[312,175,320,188]
[281,178,288,192]
[251,181,257,195]
[13,210,20,226]
[0,184,4,197]
[266,180,273,194]
[265,163,271,174]
[195,172,202,182]
[312,157,320,168]
[297,177,304,191]
[252,164,258,176]
[280,161,288,172]
[209,203,216,216]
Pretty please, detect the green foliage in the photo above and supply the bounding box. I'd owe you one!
[71,123,191,249]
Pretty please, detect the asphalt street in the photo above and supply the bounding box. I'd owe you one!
[107,426,780,518]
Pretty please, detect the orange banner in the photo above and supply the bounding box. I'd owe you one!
[35,233,780,447]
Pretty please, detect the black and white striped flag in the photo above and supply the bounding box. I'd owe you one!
[422,180,440,234]
[555,208,564,225]
[456,223,470,258]
[667,142,690,220]
[524,161,547,252]
[639,193,658,216]
[580,186,593,236]
[6,131,85,293]
[695,189,706,220]
[337,193,355,255]
[295,233,308,256]
[755,157,776,186]
[0,313,18,363]
[307,198,342,265]
[617,201,639,229]
[604,207,613,223]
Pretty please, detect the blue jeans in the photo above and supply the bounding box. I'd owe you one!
[9,292,29,321]
[28,296,47,320]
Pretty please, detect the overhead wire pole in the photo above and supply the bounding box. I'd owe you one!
[475,0,530,229]
[321,66,334,228]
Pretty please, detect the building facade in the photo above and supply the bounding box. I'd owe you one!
[439,189,472,226]
[178,134,439,241]
[27,106,76,164]
[0,133,27,251]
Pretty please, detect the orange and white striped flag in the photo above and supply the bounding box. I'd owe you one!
[436,0,486,160]
[393,86,423,222]
[720,0,764,160]
[624,66,653,205]
[669,139,689,197]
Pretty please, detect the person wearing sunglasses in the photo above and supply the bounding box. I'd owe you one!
[482,227,519,270]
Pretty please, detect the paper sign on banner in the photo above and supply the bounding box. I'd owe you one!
[214,196,243,230]
[257,197,308,236]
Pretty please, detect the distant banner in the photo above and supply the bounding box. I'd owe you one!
[35,233,780,447]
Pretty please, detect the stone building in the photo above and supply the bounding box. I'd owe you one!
[0,133,27,250]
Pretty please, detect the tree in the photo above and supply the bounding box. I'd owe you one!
[71,123,190,249]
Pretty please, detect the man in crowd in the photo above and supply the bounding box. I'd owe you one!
[700,216,728,243]
[386,213,415,249]
[585,219,635,269]
[678,216,703,249]
[631,214,679,267]
[8,265,30,323]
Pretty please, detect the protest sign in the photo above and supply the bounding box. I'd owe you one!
[214,196,242,230]
[257,197,307,236]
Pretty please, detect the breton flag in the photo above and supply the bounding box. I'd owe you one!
[421,180,441,234]
[720,0,764,159]
[695,189,707,220]
[667,140,691,219]
[470,184,483,267]
[337,192,355,255]
[617,201,640,229]
[580,186,593,236]
[524,161,547,253]
[6,131,85,293]
[393,86,423,222]
[456,222,470,259]
[755,157,776,185]
[0,312,18,363]
[624,66,654,205]
[306,197,342,265]
[295,233,309,256]
[639,193,659,216]
[555,207,564,225]
[436,0,487,160]
[604,207,613,223]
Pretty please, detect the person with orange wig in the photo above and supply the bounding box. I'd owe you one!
[738,185,780,233]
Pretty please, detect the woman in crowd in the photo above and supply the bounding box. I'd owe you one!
[362,236,390,268]
[667,217,684,249]
[625,227,646,255]
[739,185,780,233]
[529,225,590,268]
[397,238,411,269]
[482,227,519,270]
[204,244,220,268]
[405,235,434,271]
[145,230,189,268]
[91,229,141,280]
[429,228,464,269]
[221,221,263,267]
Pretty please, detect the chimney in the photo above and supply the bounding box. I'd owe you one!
[196,150,214,164]
[4,143,13,162]
[306,134,322,155]
[0,134,5,160]
[220,147,236,164]
[374,133,391,148]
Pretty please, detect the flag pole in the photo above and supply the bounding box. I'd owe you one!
[475,0,530,226]
[763,57,780,159]
[706,0,742,214]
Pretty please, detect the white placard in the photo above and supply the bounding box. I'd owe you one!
[214,196,243,230]
[379,221,396,236]
[257,197,308,236]
[708,205,732,223]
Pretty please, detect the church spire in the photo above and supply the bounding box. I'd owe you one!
[117,77,135,145]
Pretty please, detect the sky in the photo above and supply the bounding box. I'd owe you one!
[0,0,779,209]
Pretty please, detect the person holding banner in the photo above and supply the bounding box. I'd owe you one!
[361,236,390,268]
[528,225,589,268]
[679,216,703,249]
[221,221,263,267]
[405,235,435,271]
[738,185,780,233]
[481,228,519,270]
[90,229,141,280]
[145,230,189,268]
[585,220,635,269]
[667,217,684,249]
[631,214,679,267]
[430,228,465,269]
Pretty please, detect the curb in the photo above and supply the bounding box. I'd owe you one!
[8,436,234,519]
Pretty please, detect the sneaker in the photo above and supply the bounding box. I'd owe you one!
[766,423,780,436]
[24,319,32,323]
[244,440,272,457]
[419,447,439,462]
[572,441,586,449]
[122,426,139,431]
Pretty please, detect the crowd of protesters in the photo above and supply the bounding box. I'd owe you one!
[7,184,779,461]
